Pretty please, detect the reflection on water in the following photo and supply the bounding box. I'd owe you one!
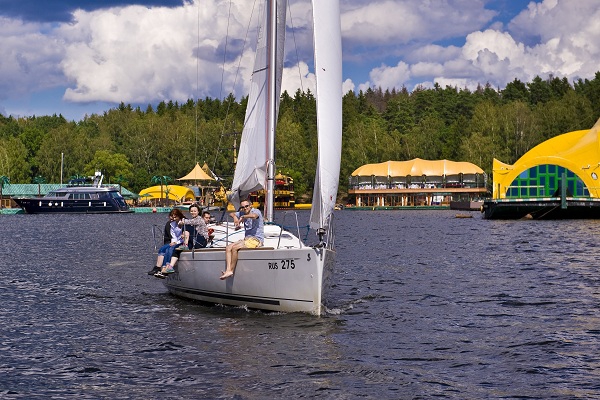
[1,211,600,398]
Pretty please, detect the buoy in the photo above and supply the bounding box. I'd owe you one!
[152,207,157,213]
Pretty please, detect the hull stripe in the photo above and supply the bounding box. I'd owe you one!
[166,284,313,305]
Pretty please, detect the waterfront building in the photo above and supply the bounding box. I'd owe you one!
[483,119,600,219]
[348,159,487,208]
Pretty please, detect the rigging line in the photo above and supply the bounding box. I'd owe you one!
[212,0,258,175]
[287,0,304,94]
[195,0,200,164]
[218,0,233,101]
[283,0,307,129]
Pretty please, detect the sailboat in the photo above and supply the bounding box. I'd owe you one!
[159,0,342,315]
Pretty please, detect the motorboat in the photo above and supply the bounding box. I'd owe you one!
[14,171,131,214]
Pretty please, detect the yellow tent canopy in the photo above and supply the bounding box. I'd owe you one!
[351,159,484,177]
[178,163,214,181]
[201,162,218,180]
[139,185,196,202]
[492,117,600,198]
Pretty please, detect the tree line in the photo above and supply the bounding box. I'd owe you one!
[1,72,600,201]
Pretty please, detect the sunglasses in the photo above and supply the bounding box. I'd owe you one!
[242,204,251,209]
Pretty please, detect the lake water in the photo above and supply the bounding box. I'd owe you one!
[1,210,599,399]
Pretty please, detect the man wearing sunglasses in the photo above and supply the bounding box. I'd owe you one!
[220,200,264,280]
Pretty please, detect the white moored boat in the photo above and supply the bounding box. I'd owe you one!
[160,0,342,315]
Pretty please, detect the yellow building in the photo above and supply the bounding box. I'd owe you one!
[491,120,600,200]
[483,118,600,219]
[348,159,487,208]
[139,185,196,204]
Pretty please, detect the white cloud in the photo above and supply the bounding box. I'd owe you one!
[342,78,355,94]
[368,61,411,89]
[410,62,444,77]
[0,17,65,99]
[462,30,525,62]
[508,0,600,78]
[460,29,530,83]
[59,2,241,103]
[342,0,495,45]
[282,61,315,95]
[2,0,600,118]
[408,44,462,64]
[358,0,600,93]
[52,0,321,105]
[433,77,481,91]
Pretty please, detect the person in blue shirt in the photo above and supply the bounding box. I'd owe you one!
[220,200,264,280]
[152,209,184,278]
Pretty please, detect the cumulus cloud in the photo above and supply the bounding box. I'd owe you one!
[342,0,495,45]
[282,61,315,96]
[410,62,444,78]
[358,0,600,93]
[408,44,462,64]
[0,17,66,100]
[367,61,411,90]
[460,0,600,85]
[2,0,600,117]
[342,78,355,94]
[0,0,320,110]
[59,1,251,103]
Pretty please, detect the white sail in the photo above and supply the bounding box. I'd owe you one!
[309,0,343,230]
[229,0,287,209]
[159,0,341,315]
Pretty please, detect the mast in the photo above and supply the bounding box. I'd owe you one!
[265,0,277,222]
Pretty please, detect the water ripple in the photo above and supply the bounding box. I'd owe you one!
[1,211,600,398]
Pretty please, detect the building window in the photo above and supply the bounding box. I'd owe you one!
[506,164,589,198]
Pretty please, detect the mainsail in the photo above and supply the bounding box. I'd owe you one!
[158,0,341,315]
[229,0,342,230]
[229,0,287,209]
[309,1,343,230]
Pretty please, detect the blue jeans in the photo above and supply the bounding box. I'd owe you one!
[158,243,177,266]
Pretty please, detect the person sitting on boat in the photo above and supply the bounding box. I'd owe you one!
[147,213,176,275]
[152,209,185,278]
[178,204,210,250]
[220,200,264,280]
[168,210,214,273]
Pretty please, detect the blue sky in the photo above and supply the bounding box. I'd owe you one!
[1,0,598,121]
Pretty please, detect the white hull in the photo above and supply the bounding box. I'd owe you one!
[156,0,341,316]
[162,224,335,314]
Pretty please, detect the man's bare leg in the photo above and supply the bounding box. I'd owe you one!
[221,241,244,279]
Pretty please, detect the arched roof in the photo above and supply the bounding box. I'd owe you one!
[492,118,600,198]
[351,159,484,177]
[139,185,196,202]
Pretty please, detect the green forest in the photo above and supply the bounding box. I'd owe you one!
[1,72,600,201]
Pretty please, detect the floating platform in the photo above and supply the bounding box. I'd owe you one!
[344,205,449,211]
[482,197,600,219]
[449,201,483,211]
